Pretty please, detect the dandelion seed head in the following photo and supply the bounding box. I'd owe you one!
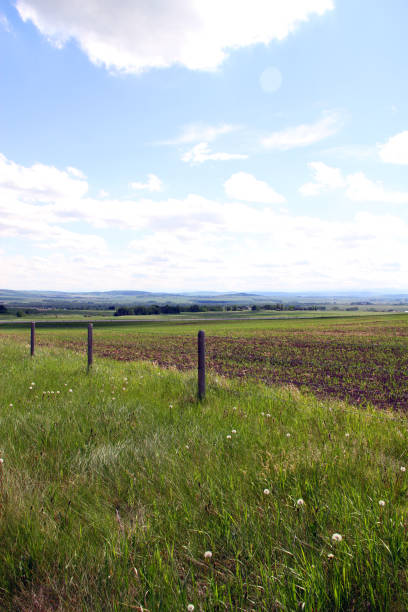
[327,553,334,559]
[379,500,386,507]
[68,389,73,393]
[204,550,212,559]
[9,403,13,407]
[286,433,291,437]
[263,488,270,495]
[296,498,305,507]
[0,458,4,464]
[226,434,232,440]
[345,433,350,437]
[266,413,271,418]
[187,605,195,612]
[231,429,237,434]
[401,466,406,472]
[331,533,342,542]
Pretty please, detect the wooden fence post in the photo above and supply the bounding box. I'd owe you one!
[198,330,205,400]
[87,323,93,370]
[30,321,35,357]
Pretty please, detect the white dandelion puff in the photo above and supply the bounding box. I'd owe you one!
[331,533,342,542]
[400,466,406,472]
[379,500,386,507]
[187,605,195,612]
[296,498,305,507]
[263,488,270,495]
[204,550,212,559]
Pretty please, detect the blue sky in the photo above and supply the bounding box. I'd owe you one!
[1,0,408,292]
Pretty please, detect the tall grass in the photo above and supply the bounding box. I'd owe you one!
[1,337,408,610]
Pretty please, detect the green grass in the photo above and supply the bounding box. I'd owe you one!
[1,337,408,610]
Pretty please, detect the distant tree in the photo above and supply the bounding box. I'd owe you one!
[0,304,8,314]
[16,310,23,317]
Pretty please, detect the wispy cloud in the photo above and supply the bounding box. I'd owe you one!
[262,111,343,150]
[160,123,240,146]
[182,143,248,165]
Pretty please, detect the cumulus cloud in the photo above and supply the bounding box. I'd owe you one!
[0,153,88,202]
[262,111,342,150]
[378,131,408,165]
[299,161,346,196]
[130,174,163,192]
[15,0,334,73]
[182,143,248,165]
[224,172,286,203]
[300,161,408,204]
[3,151,408,292]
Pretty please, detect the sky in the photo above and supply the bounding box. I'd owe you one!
[1,0,408,293]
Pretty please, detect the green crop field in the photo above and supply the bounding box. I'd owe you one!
[1,315,408,610]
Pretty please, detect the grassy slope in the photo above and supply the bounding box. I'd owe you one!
[1,338,408,610]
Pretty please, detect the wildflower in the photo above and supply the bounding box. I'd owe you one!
[232,406,237,410]
[263,488,270,495]
[286,433,291,437]
[266,413,271,418]
[69,389,73,393]
[9,403,13,407]
[331,533,342,542]
[296,498,305,507]
[169,404,173,408]
[261,412,265,416]
[204,550,212,560]
[401,466,406,472]
[51,391,54,394]
[345,433,350,437]
[379,500,386,507]
[64,383,67,386]
[0,458,3,464]
[185,445,189,450]
[112,397,116,400]
[226,434,232,440]
[327,553,334,560]
[29,386,33,390]
[122,387,126,391]
[187,605,195,611]
[56,390,60,394]
[31,382,35,385]
[231,429,237,434]
[123,377,128,381]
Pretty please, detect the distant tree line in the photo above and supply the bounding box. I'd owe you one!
[114,304,224,316]
[249,303,325,311]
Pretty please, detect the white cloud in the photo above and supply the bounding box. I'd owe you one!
[3,151,408,292]
[182,143,248,165]
[162,123,240,145]
[224,172,285,204]
[300,161,408,204]
[345,173,408,204]
[0,153,88,202]
[15,0,334,73]
[130,174,163,192]
[299,161,345,196]
[378,131,408,165]
[262,111,342,150]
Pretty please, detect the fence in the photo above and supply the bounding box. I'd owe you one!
[28,321,207,400]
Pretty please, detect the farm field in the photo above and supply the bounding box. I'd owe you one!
[2,313,408,411]
[1,337,408,610]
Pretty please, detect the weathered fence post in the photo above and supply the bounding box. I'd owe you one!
[198,330,205,400]
[30,321,35,357]
[87,322,93,370]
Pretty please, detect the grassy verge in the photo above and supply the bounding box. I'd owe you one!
[1,337,408,610]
